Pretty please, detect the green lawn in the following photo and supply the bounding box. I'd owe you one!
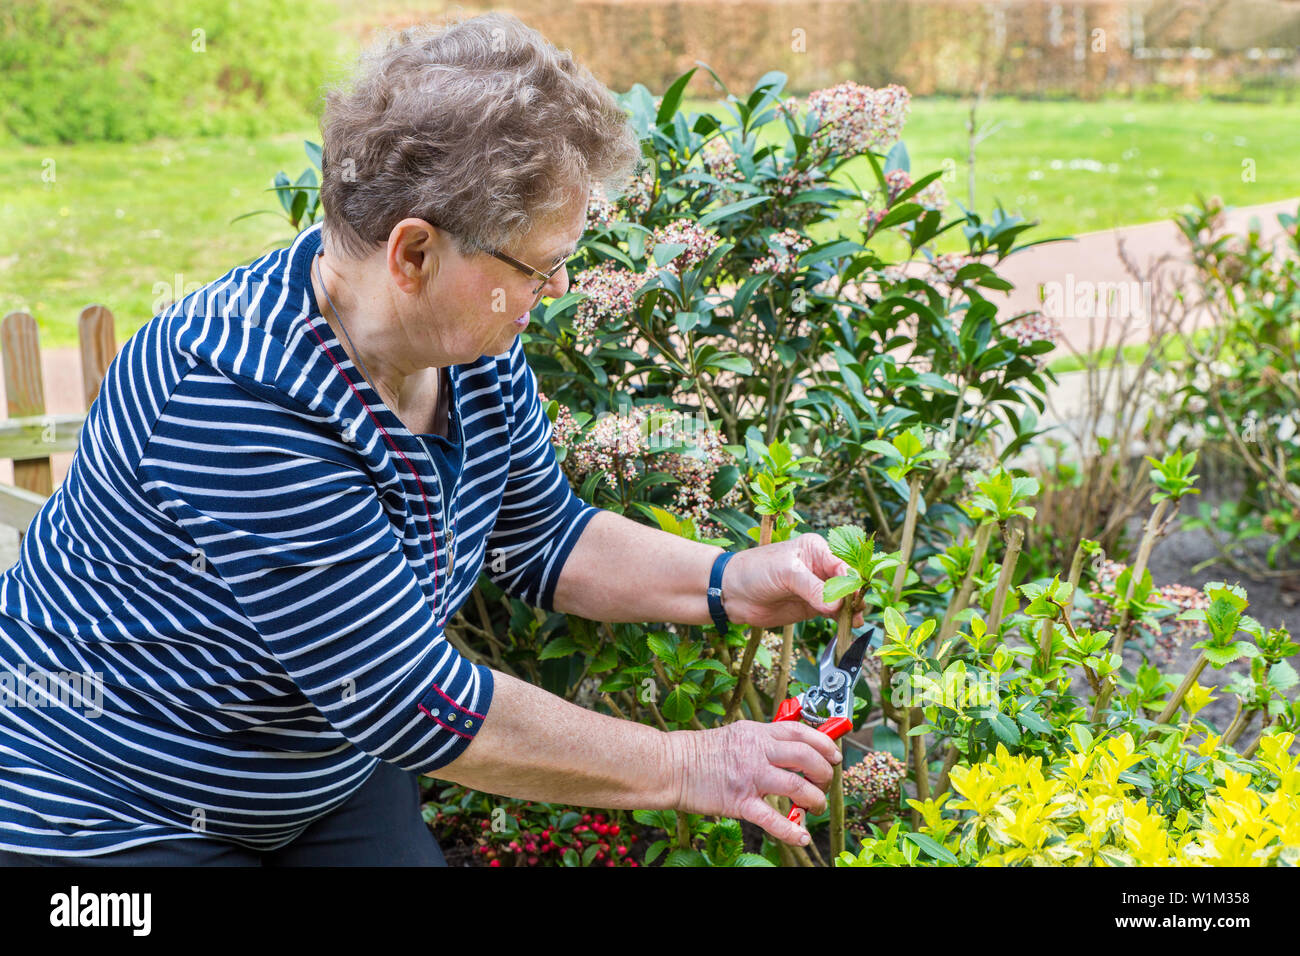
[3,98,1299,348]
[0,132,319,348]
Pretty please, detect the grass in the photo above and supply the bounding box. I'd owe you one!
[0,132,319,348]
[3,97,1300,347]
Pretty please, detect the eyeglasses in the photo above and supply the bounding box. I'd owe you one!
[485,247,574,306]
[419,218,575,306]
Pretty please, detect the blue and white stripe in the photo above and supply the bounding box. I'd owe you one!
[0,222,599,856]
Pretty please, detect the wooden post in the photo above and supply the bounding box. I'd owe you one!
[1,312,52,498]
[78,305,116,410]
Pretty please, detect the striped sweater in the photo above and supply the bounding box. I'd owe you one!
[0,222,599,856]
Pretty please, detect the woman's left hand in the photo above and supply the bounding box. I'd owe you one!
[721,534,866,630]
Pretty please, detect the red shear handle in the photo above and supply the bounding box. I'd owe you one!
[772,701,853,826]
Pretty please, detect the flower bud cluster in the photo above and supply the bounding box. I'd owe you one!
[570,260,644,336]
[806,82,910,156]
[647,219,722,274]
[549,403,740,528]
[753,229,812,276]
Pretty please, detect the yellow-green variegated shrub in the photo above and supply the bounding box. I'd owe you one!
[838,731,1300,867]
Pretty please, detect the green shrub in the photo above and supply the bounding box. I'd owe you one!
[1158,197,1300,578]
[0,0,336,144]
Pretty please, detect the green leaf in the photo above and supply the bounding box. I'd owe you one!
[661,686,696,723]
[988,712,1021,745]
[823,573,863,604]
[644,838,670,865]
[698,195,771,228]
[633,808,675,830]
[1017,710,1054,735]
[827,524,868,567]
[538,635,578,660]
[646,633,677,663]
[1202,643,1248,667]
[703,351,753,375]
[1268,659,1299,691]
[675,310,702,333]
[664,848,708,866]
[656,68,697,126]
[903,831,957,864]
[704,818,744,867]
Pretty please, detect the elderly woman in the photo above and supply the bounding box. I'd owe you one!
[0,12,862,866]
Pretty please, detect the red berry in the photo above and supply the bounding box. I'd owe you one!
[480,820,489,829]
[610,825,620,836]
[528,856,539,865]
[595,852,605,861]
[582,814,591,823]
[617,845,629,856]
[574,825,587,833]
[595,814,606,824]
[489,859,501,867]
[629,861,639,867]
[606,859,616,867]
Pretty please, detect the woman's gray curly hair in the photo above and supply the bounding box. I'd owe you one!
[319,11,643,260]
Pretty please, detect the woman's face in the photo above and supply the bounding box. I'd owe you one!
[395,187,588,366]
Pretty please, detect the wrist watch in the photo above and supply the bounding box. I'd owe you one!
[707,551,735,634]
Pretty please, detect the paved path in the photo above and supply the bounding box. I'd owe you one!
[990,197,1298,353]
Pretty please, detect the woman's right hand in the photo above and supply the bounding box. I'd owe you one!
[667,720,842,847]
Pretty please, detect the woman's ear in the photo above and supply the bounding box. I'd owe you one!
[386,219,443,294]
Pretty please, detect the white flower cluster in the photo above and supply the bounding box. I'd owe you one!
[571,261,644,336]
[647,219,722,274]
[700,137,744,186]
[931,252,975,285]
[586,186,619,230]
[616,165,657,217]
[1003,310,1063,348]
[553,404,740,529]
[806,82,910,157]
[753,228,812,275]
[747,631,788,692]
[538,393,581,448]
[881,169,946,211]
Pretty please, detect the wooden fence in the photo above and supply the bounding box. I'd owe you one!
[0,307,117,537]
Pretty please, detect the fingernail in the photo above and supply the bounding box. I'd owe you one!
[800,832,810,846]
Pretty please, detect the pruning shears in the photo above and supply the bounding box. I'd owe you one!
[772,628,874,828]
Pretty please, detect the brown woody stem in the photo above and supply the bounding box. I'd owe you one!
[724,513,775,722]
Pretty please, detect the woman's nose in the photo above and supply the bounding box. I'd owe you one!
[545,264,571,299]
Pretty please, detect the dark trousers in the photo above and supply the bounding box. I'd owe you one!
[0,760,447,866]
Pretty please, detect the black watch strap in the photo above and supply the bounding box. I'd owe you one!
[707,551,735,634]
